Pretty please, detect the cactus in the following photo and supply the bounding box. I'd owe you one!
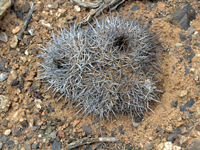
[38,13,163,120]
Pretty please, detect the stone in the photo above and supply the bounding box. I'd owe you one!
[176,43,183,47]
[52,2,58,9]
[57,131,65,138]
[195,123,200,131]
[144,142,154,150]
[35,36,43,44]
[10,69,18,80]
[47,132,57,139]
[167,133,179,142]
[188,26,195,35]
[132,121,139,127]
[0,95,11,112]
[6,140,14,148]
[185,66,189,75]
[11,127,20,137]
[131,5,139,11]
[166,3,196,30]
[0,135,10,142]
[0,0,13,20]
[12,26,21,34]
[197,105,200,114]
[0,72,8,81]
[52,140,61,150]
[82,125,92,134]
[135,114,143,123]
[22,1,30,13]
[0,31,8,42]
[180,33,187,41]
[74,5,80,12]
[164,141,173,150]
[171,100,178,108]
[4,129,11,136]
[24,142,31,150]
[10,35,18,48]
[179,90,187,98]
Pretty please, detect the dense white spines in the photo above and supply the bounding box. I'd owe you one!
[38,13,163,120]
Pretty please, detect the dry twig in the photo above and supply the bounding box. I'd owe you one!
[68,137,119,149]
[18,2,36,40]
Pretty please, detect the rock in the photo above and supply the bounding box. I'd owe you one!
[6,140,14,148]
[12,26,21,34]
[28,29,34,36]
[10,69,18,80]
[24,142,31,150]
[31,142,39,149]
[0,142,2,149]
[10,35,18,48]
[22,1,30,13]
[35,1,44,12]
[16,10,23,19]
[144,142,154,150]
[132,121,139,128]
[135,114,143,123]
[185,66,190,75]
[4,129,11,136]
[82,125,92,134]
[0,135,10,142]
[47,132,57,139]
[131,5,139,11]
[195,123,200,131]
[57,131,65,138]
[175,43,183,47]
[39,20,51,28]
[171,100,178,108]
[179,135,188,146]
[164,141,173,150]
[11,80,19,86]
[156,143,164,150]
[74,5,80,12]
[188,26,195,35]
[194,42,200,47]
[0,0,13,20]
[185,111,191,119]
[167,133,179,142]
[11,127,20,137]
[185,45,192,52]
[0,95,11,112]
[0,72,8,81]
[51,2,58,9]
[180,33,187,41]
[0,31,8,42]
[166,2,196,30]
[197,105,200,114]
[179,90,187,98]
[180,99,195,112]
[52,140,61,150]
[35,36,43,44]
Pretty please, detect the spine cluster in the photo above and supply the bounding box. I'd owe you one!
[38,13,163,120]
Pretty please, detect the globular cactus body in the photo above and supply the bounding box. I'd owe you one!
[38,13,163,120]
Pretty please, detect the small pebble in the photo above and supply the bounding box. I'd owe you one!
[12,26,21,34]
[4,129,11,136]
[176,43,183,47]
[179,90,187,98]
[74,5,81,12]
[0,73,8,82]
[0,31,8,42]
[10,35,18,48]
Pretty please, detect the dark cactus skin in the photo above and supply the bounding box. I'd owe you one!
[38,13,164,120]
